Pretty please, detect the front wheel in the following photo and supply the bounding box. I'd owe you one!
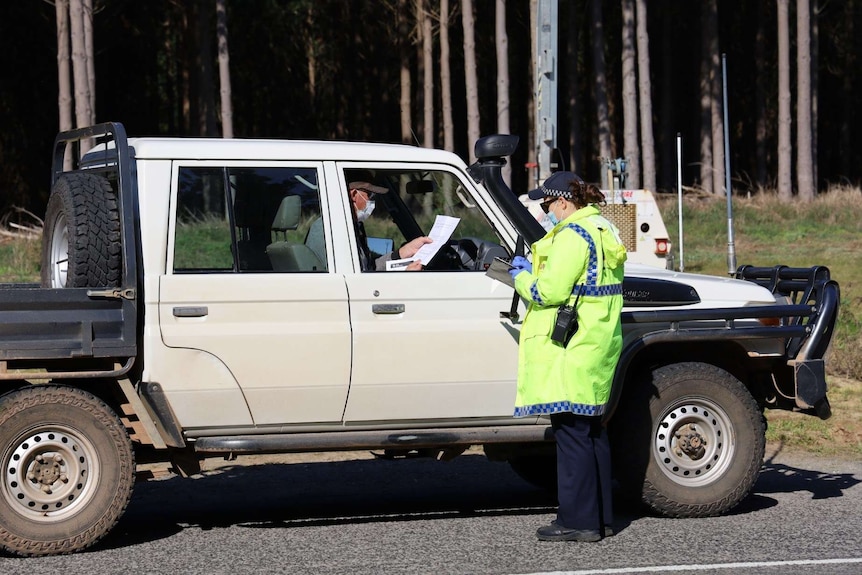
[611,362,765,518]
[0,386,134,556]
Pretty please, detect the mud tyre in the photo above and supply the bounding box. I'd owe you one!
[41,172,121,288]
[0,386,134,556]
[610,362,765,518]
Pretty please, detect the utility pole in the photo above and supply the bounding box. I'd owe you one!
[535,0,558,182]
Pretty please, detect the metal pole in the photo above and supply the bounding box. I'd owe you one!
[677,133,684,272]
[536,0,558,181]
[722,53,737,276]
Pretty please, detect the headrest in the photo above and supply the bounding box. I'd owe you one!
[271,195,301,232]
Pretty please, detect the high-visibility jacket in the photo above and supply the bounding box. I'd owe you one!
[512,204,626,418]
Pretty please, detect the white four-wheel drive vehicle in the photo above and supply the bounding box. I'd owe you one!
[0,124,839,555]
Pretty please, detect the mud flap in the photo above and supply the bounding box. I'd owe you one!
[793,359,830,418]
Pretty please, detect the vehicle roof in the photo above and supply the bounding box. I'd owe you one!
[123,137,468,166]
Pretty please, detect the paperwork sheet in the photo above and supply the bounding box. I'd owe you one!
[412,215,460,265]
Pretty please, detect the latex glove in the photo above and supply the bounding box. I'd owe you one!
[509,266,527,280]
[511,255,532,274]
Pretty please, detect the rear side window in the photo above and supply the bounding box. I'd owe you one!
[173,166,326,273]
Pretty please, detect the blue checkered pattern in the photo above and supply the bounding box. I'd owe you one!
[561,223,621,298]
[573,283,623,297]
[514,401,606,418]
[529,280,545,305]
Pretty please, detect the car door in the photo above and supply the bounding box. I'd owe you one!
[154,161,352,429]
[335,162,530,425]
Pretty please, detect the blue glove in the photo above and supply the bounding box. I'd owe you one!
[511,255,532,273]
[508,266,525,280]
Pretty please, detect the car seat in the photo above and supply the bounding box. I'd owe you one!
[266,196,324,272]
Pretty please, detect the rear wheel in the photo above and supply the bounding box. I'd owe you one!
[0,386,134,556]
[41,172,121,288]
[611,362,765,517]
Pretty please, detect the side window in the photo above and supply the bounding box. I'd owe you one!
[174,166,327,273]
[344,167,508,272]
[174,168,234,272]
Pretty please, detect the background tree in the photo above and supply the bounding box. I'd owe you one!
[216,0,233,139]
[55,0,73,170]
[496,0,511,184]
[708,0,725,196]
[462,0,480,163]
[698,2,714,194]
[635,0,656,192]
[796,0,814,201]
[420,0,434,148]
[439,0,455,152]
[621,0,640,188]
[69,0,94,151]
[777,0,792,201]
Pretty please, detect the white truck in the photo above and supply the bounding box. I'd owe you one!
[0,123,839,555]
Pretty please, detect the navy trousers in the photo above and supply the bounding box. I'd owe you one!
[550,412,613,531]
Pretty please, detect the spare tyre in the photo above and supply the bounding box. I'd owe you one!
[41,173,121,288]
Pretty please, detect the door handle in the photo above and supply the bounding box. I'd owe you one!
[173,306,208,318]
[372,303,405,315]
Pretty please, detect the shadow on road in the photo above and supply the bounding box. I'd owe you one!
[98,454,557,551]
[95,449,860,552]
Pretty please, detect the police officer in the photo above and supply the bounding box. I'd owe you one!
[508,171,626,542]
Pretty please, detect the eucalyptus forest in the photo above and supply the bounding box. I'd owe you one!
[0,0,860,219]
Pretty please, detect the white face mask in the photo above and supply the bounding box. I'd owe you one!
[356,199,375,222]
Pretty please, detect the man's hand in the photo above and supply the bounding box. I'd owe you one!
[405,260,424,271]
[399,236,433,258]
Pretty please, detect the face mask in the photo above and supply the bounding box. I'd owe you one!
[545,211,559,228]
[539,213,556,232]
[356,199,375,222]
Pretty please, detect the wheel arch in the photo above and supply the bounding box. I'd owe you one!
[605,337,759,426]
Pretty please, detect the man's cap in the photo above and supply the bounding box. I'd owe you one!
[349,181,387,195]
[527,171,584,200]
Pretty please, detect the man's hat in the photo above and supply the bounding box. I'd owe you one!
[349,181,387,195]
[527,171,584,200]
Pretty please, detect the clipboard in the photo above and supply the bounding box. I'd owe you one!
[485,257,515,287]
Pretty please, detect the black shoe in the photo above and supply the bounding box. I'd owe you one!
[536,523,601,542]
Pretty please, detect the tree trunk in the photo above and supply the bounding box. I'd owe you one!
[707,0,725,196]
[83,0,94,117]
[811,1,819,189]
[527,0,538,187]
[777,0,792,201]
[796,0,814,201]
[496,0,511,184]
[462,0,480,163]
[698,3,713,194]
[421,0,434,148]
[589,0,613,164]
[440,0,454,152]
[399,0,413,144]
[755,1,769,186]
[621,0,640,189]
[69,0,93,152]
[55,0,73,170]
[635,0,655,192]
[216,0,234,138]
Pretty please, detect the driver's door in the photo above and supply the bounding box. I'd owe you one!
[336,163,529,425]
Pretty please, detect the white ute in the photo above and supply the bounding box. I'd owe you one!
[0,124,840,555]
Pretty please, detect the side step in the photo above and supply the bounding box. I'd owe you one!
[193,425,553,455]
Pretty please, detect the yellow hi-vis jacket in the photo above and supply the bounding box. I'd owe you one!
[512,205,626,418]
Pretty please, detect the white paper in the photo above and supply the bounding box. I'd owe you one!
[412,215,460,265]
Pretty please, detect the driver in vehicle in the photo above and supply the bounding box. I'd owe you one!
[349,180,431,271]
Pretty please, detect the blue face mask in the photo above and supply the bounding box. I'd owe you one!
[546,211,559,227]
[539,212,557,231]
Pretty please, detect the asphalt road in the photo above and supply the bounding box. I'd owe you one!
[1,446,861,575]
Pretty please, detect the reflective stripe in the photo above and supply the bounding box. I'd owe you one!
[514,401,607,418]
[529,279,545,305]
[573,283,623,297]
[562,224,598,287]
